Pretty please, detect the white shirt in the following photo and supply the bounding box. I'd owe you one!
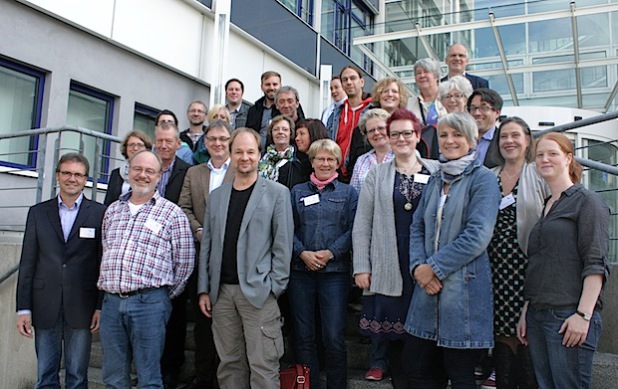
[208,158,231,193]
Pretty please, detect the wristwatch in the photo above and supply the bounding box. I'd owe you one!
[576,310,592,321]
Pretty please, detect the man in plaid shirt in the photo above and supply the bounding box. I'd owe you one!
[98,150,195,388]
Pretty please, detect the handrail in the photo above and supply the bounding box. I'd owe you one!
[0,264,19,286]
[0,125,122,142]
[534,110,618,137]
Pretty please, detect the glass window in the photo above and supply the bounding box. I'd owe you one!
[475,25,525,58]
[0,59,44,168]
[279,0,313,24]
[529,18,572,53]
[133,103,158,142]
[577,14,609,48]
[66,82,114,179]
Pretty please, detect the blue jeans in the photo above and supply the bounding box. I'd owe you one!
[369,336,389,371]
[100,288,172,389]
[34,316,92,389]
[527,306,601,389]
[288,270,350,389]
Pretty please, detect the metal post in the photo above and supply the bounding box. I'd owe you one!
[209,0,231,108]
[35,133,47,204]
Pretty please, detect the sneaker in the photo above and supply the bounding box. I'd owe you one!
[364,368,385,381]
[481,370,496,389]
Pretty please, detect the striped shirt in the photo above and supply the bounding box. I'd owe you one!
[98,191,195,298]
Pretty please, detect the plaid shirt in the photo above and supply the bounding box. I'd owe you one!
[350,149,395,193]
[98,191,195,298]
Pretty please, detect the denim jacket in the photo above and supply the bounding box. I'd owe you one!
[404,158,500,349]
[290,179,358,273]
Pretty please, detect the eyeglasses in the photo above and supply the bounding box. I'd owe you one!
[313,157,337,164]
[468,105,494,113]
[206,136,231,143]
[130,166,159,176]
[444,93,465,100]
[58,171,87,179]
[389,130,416,139]
[127,142,146,149]
[365,126,386,135]
[157,119,175,125]
[189,109,206,114]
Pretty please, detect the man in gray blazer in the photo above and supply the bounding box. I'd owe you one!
[198,128,293,389]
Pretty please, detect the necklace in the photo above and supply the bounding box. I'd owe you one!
[396,158,420,176]
[501,167,520,180]
[398,170,425,211]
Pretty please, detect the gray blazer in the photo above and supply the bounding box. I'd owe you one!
[353,156,439,296]
[197,176,294,309]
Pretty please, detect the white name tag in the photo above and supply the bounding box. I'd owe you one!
[79,227,96,239]
[414,173,430,184]
[145,218,162,235]
[303,194,320,207]
[500,193,516,210]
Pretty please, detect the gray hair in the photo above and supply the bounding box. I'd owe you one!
[307,139,342,165]
[275,85,299,103]
[205,119,233,135]
[414,58,442,80]
[129,150,163,172]
[358,108,390,135]
[437,112,478,147]
[155,122,180,140]
[438,75,473,101]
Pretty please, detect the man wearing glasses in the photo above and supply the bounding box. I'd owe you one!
[16,152,107,389]
[98,150,194,388]
[180,101,209,152]
[467,88,503,168]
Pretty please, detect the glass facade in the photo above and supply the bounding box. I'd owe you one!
[359,0,618,112]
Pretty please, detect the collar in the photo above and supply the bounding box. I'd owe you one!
[208,158,231,171]
[162,158,176,173]
[58,192,84,209]
[120,189,161,204]
[481,126,497,141]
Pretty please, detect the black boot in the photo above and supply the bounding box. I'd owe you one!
[516,344,538,389]
[493,342,516,389]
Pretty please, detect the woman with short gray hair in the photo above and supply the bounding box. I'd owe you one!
[408,58,447,127]
[439,75,473,113]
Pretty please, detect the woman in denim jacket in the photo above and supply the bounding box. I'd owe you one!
[404,112,501,388]
[289,139,358,389]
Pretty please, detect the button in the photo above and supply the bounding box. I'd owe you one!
[62,264,67,268]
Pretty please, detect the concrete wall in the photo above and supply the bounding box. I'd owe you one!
[0,231,37,389]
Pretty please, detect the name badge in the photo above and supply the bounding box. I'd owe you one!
[414,173,430,184]
[145,218,162,235]
[500,193,515,210]
[303,194,320,207]
[79,227,96,239]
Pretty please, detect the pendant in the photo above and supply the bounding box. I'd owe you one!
[404,202,413,211]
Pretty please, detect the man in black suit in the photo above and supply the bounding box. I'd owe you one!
[441,44,489,90]
[467,88,503,168]
[153,121,193,388]
[16,152,106,389]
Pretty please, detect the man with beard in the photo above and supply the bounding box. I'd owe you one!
[225,78,252,129]
[98,150,194,388]
[180,101,208,151]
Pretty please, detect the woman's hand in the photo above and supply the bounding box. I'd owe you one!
[413,264,442,295]
[516,302,528,345]
[299,250,327,271]
[559,314,591,347]
[355,273,371,289]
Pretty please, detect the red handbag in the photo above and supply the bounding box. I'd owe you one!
[280,364,310,389]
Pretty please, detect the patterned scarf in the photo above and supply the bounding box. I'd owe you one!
[310,172,339,191]
[439,150,477,184]
[258,144,296,182]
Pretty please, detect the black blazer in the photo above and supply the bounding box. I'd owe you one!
[16,197,107,329]
[104,167,124,205]
[165,157,191,204]
[441,73,489,90]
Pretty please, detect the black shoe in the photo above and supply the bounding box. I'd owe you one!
[163,373,178,389]
[180,376,209,389]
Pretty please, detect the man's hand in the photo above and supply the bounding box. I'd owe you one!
[17,314,33,338]
[195,229,203,243]
[90,310,101,334]
[198,294,212,318]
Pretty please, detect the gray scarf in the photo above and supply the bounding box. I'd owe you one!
[439,150,477,184]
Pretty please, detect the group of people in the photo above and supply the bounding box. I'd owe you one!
[16,42,611,389]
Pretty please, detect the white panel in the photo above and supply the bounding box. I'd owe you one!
[22,0,114,36]
[112,0,205,76]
